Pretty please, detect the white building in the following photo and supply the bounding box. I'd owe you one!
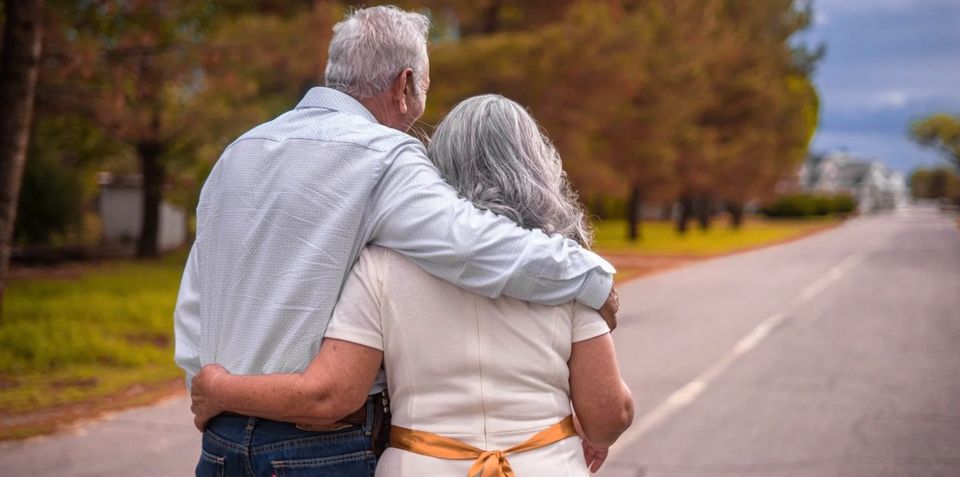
[798,152,908,212]
[97,173,188,252]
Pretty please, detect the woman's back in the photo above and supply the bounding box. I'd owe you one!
[325,246,609,475]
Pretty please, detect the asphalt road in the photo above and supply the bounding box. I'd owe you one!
[1,206,957,477]
[0,393,199,476]
[601,207,960,477]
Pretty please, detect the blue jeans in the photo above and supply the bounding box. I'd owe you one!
[196,397,377,477]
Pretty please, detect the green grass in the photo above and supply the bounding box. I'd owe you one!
[593,217,841,256]
[0,253,188,415]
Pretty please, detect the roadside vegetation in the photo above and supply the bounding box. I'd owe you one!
[594,216,842,282]
[0,253,186,439]
[593,216,841,255]
[760,193,857,218]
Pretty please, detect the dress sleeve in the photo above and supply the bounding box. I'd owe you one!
[571,301,611,343]
[324,247,386,351]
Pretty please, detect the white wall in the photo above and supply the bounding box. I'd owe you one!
[99,186,187,251]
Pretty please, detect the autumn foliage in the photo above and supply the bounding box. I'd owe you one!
[27,0,820,253]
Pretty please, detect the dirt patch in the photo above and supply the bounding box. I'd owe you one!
[601,254,695,284]
[51,377,99,390]
[0,375,20,390]
[6,263,92,281]
[0,378,185,440]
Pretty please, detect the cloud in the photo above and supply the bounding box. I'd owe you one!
[816,0,959,14]
[814,10,829,26]
[808,0,960,171]
[822,87,960,113]
[874,91,908,109]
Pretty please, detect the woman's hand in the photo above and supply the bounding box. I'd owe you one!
[581,439,609,473]
[574,414,610,472]
[191,364,229,432]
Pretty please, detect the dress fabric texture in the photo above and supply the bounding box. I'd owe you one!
[325,246,611,476]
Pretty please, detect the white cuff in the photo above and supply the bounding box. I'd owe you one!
[576,269,614,310]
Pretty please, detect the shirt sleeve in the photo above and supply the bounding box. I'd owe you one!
[368,144,616,310]
[324,247,386,351]
[173,243,202,389]
[571,301,611,343]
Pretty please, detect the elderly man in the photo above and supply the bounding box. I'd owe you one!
[174,5,618,477]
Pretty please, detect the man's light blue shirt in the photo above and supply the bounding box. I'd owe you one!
[174,87,615,393]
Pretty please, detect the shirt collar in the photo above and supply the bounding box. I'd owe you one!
[295,87,379,124]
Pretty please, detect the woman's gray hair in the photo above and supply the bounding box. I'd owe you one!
[429,95,593,246]
[324,6,430,99]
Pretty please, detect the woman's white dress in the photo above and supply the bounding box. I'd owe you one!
[325,246,610,476]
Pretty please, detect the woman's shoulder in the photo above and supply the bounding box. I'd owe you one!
[358,245,441,286]
[360,245,416,271]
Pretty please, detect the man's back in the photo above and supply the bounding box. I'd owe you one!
[186,88,418,377]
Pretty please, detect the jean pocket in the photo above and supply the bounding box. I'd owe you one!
[196,448,226,477]
[271,449,376,477]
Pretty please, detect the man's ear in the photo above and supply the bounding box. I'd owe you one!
[392,68,414,114]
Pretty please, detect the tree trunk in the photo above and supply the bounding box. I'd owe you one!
[0,0,44,319]
[481,0,504,34]
[729,201,745,229]
[696,195,711,231]
[627,184,643,241]
[136,141,165,258]
[676,194,693,234]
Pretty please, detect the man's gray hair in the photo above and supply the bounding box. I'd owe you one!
[429,95,593,246]
[325,6,430,99]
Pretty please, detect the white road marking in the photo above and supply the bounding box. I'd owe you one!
[794,252,865,306]
[609,251,867,458]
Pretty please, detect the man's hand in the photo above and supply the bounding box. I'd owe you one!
[598,287,619,331]
[190,364,229,432]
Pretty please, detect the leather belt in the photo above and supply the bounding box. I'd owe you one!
[220,393,387,434]
[219,402,366,430]
[293,403,367,432]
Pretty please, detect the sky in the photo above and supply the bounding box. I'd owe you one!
[802,0,960,173]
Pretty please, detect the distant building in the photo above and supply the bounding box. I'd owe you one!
[797,152,908,212]
[97,172,188,252]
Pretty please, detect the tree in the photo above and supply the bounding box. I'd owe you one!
[37,1,344,258]
[597,0,709,239]
[39,0,222,257]
[423,0,821,238]
[14,113,121,247]
[707,0,820,229]
[910,113,960,170]
[909,167,960,201]
[0,0,44,318]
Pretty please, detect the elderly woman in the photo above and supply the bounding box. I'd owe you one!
[190,95,634,476]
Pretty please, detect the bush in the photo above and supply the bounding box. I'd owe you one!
[14,114,121,247]
[762,193,857,218]
[14,149,84,245]
[586,195,628,220]
[831,194,857,214]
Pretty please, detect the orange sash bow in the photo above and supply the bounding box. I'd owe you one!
[389,415,577,477]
